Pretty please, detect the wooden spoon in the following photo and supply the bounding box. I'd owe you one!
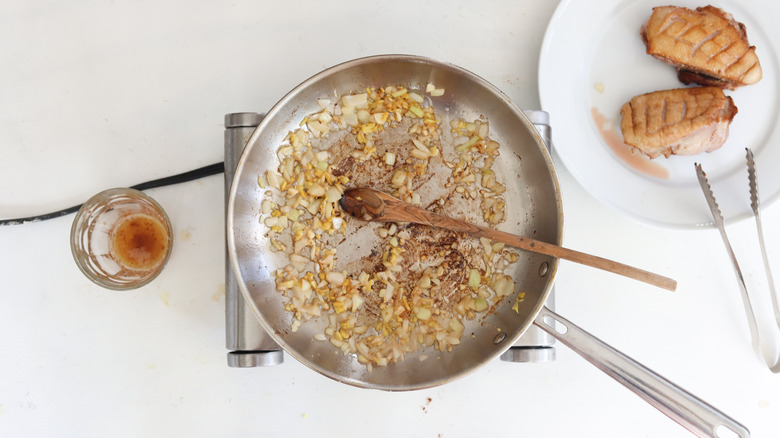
[339,187,677,291]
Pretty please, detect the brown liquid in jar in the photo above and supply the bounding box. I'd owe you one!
[111,214,169,270]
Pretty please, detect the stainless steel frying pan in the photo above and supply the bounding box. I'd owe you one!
[227,55,747,437]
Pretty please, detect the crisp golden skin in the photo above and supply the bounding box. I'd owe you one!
[620,87,738,159]
[642,5,762,89]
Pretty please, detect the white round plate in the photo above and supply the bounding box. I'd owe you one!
[539,0,780,229]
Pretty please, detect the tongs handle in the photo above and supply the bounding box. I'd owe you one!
[695,150,780,373]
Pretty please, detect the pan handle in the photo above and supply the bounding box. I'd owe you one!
[534,306,749,438]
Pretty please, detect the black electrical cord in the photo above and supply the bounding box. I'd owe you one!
[0,162,225,226]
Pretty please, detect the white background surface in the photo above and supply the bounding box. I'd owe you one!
[1,1,779,437]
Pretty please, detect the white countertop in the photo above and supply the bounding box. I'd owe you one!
[2,1,779,437]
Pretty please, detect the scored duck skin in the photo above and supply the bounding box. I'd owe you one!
[620,87,738,159]
[642,5,762,89]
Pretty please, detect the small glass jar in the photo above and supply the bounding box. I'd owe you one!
[70,188,173,290]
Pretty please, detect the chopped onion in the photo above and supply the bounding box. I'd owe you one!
[265,171,281,189]
[344,112,359,127]
[408,105,424,118]
[286,209,300,222]
[261,199,273,215]
[289,254,308,272]
[341,93,368,108]
[318,110,332,124]
[468,268,481,289]
[408,92,424,103]
[307,183,326,197]
[325,271,346,286]
[261,85,516,371]
[391,170,407,188]
[455,136,479,152]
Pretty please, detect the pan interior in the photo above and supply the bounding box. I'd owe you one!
[228,55,562,390]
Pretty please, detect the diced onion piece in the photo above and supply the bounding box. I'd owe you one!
[263,217,278,227]
[408,105,424,118]
[325,271,346,286]
[480,237,493,256]
[468,268,481,289]
[410,149,429,160]
[411,138,429,153]
[383,152,396,166]
[455,136,479,152]
[307,183,326,197]
[474,297,488,312]
[494,274,515,296]
[286,208,300,221]
[318,110,332,124]
[289,254,308,272]
[449,318,465,335]
[261,199,273,215]
[325,187,341,203]
[391,170,406,188]
[342,111,359,127]
[357,109,371,124]
[390,88,407,98]
[341,93,368,108]
[265,171,281,189]
[278,145,293,158]
[351,295,364,312]
[308,120,329,137]
[381,305,394,322]
[477,122,489,139]
[306,198,322,215]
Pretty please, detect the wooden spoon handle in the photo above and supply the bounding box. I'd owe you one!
[407,202,677,292]
[479,226,676,291]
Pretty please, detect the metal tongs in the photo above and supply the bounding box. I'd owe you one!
[696,149,780,373]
